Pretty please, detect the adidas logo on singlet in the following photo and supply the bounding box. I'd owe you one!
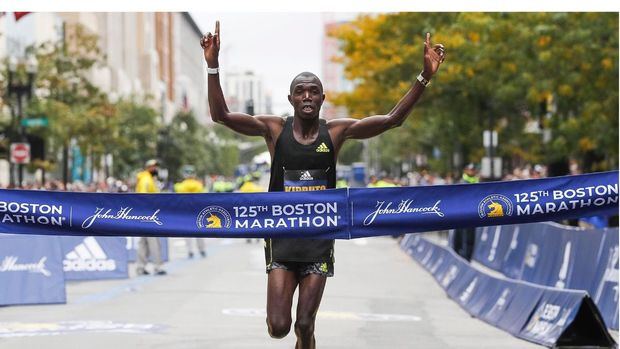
[300,171,314,181]
[316,142,330,153]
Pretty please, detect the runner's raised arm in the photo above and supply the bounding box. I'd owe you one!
[327,33,446,148]
[201,21,284,145]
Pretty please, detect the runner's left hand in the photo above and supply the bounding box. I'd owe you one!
[423,33,445,77]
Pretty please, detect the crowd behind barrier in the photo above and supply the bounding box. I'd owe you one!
[0,233,169,306]
[401,234,617,348]
[472,222,619,330]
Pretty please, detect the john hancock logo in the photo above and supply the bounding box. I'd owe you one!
[197,206,232,229]
[478,194,513,219]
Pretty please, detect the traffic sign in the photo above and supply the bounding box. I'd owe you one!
[21,118,48,128]
[10,143,30,164]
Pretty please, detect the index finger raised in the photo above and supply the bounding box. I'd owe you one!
[216,20,220,36]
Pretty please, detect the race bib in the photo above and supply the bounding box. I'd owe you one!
[284,169,327,192]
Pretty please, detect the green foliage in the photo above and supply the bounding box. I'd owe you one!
[158,111,241,182]
[330,13,618,174]
[112,97,160,178]
[337,139,364,165]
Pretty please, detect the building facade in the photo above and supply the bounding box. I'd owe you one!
[321,21,352,120]
[222,70,268,115]
[0,12,209,186]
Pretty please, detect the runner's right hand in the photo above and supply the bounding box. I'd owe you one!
[201,21,220,67]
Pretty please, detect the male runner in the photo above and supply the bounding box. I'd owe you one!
[201,21,445,349]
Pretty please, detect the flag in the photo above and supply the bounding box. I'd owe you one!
[14,12,31,21]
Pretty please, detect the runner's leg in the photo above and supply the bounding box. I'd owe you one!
[294,274,327,349]
[266,268,298,338]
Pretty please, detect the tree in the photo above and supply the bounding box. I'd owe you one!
[112,97,160,179]
[330,13,618,176]
[23,22,112,181]
[158,111,241,182]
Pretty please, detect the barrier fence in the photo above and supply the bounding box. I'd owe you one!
[0,234,66,305]
[0,234,169,306]
[400,235,617,348]
[472,222,619,330]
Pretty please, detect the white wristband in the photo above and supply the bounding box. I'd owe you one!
[207,67,219,75]
[417,72,430,87]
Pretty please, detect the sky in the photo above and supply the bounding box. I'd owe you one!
[190,12,359,115]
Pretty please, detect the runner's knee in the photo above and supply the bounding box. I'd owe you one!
[267,316,291,338]
[294,316,315,337]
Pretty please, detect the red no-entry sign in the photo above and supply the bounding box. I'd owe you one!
[10,143,30,164]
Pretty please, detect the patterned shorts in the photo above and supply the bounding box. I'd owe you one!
[266,261,334,278]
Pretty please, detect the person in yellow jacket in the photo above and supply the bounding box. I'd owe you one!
[238,173,264,243]
[175,166,207,258]
[135,159,166,276]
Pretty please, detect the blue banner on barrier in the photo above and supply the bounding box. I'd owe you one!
[592,229,619,330]
[0,172,616,239]
[61,236,128,280]
[402,236,616,347]
[472,226,493,266]
[473,222,619,330]
[500,224,531,279]
[520,224,561,286]
[519,288,586,346]
[473,225,516,271]
[0,234,66,305]
[495,283,545,336]
[557,227,605,292]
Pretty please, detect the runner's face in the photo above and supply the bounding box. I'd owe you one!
[289,78,324,120]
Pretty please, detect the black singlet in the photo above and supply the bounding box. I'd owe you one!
[265,116,336,264]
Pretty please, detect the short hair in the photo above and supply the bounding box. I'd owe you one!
[289,72,323,95]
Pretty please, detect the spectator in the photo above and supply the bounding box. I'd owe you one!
[175,165,208,258]
[135,159,166,276]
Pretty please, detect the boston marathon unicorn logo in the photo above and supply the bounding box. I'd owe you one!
[478,194,513,219]
[197,206,232,229]
[487,201,504,217]
[206,214,222,228]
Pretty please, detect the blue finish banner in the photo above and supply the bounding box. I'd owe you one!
[350,171,618,238]
[0,234,66,305]
[60,236,128,280]
[0,172,617,238]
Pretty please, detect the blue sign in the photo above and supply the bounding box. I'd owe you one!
[61,236,128,280]
[519,288,586,346]
[473,222,619,330]
[401,235,616,347]
[350,171,618,237]
[592,229,619,330]
[0,172,616,239]
[0,234,66,305]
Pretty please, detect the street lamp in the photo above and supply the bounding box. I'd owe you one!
[6,54,38,187]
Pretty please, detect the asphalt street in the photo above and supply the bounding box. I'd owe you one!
[0,236,545,348]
